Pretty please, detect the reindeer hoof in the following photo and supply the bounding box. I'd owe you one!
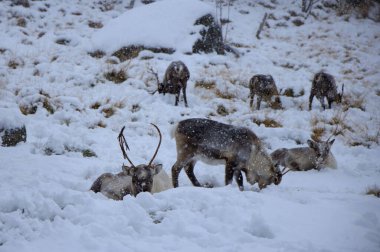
[239,186,244,191]
[203,183,214,188]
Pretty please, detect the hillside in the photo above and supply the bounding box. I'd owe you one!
[0,0,379,251]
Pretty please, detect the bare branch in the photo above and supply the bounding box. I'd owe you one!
[256,12,268,40]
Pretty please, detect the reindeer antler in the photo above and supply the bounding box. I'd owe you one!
[148,123,162,167]
[118,126,135,167]
[281,167,291,176]
[148,67,160,95]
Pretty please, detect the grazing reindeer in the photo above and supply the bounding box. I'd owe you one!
[309,71,344,110]
[270,138,337,171]
[249,74,282,110]
[90,124,172,200]
[171,118,288,190]
[150,61,190,107]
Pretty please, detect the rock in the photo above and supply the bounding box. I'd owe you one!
[0,108,27,146]
[193,14,225,55]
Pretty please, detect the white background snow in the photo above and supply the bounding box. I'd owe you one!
[0,0,379,251]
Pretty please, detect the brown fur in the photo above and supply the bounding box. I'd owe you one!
[309,71,343,110]
[171,118,282,190]
[249,74,282,110]
[158,61,190,107]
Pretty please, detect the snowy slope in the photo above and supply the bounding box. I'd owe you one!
[0,0,379,251]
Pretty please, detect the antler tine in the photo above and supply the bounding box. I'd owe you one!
[148,123,162,167]
[282,168,291,176]
[118,126,135,167]
[148,67,160,95]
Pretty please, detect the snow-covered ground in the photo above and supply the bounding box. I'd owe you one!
[1,0,379,251]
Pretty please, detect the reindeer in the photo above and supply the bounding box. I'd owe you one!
[249,74,282,110]
[171,118,288,191]
[270,138,337,172]
[309,71,344,110]
[90,124,172,200]
[150,61,190,107]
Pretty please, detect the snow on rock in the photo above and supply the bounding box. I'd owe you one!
[90,0,214,54]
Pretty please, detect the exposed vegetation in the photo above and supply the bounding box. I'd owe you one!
[104,69,128,84]
[194,80,216,89]
[253,117,282,128]
[366,185,380,198]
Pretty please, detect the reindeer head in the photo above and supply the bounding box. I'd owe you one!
[307,138,335,169]
[122,164,162,194]
[118,124,163,196]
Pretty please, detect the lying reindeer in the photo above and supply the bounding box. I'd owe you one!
[150,61,190,107]
[90,124,172,200]
[171,118,288,190]
[309,71,344,110]
[249,74,282,110]
[270,138,337,171]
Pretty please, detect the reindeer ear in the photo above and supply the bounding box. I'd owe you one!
[307,139,318,150]
[123,166,136,176]
[152,164,163,175]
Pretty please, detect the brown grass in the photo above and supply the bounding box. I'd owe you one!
[311,127,326,142]
[253,118,282,128]
[194,80,216,89]
[366,185,380,198]
[101,107,116,118]
[89,50,105,58]
[215,89,236,100]
[342,93,365,111]
[104,69,127,84]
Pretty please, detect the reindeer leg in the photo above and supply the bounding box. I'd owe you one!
[319,97,326,110]
[249,93,255,108]
[234,170,244,191]
[309,93,314,110]
[225,162,235,185]
[174,90,181,106]
[256,96,262,110]
[328,99,333,109]
[184,160,201,187]
[171,161,184,188]
[182,85,188,107]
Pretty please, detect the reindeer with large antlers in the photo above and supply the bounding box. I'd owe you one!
[149,61,190,107]
[90,124,172,200]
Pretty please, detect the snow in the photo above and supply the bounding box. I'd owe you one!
[1,0,380,251]
[90,0,214,54]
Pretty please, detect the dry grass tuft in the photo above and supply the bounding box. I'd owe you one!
[366,185,380,198]
[215,89,236,100]
[101,107,116,118]
[253,118,282,128]
[89,50,105,58]
[104,69,128,84]
[282,88,305,97]
[194,80,216,89]
[342,93,365,111]
[311,127,326,142]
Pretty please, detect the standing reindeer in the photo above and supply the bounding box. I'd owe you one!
[270,138,337,171]
[150,61,190,107]
[309,71,344,110]
[171,118,287,190]
[249,74,282,110]
[90,124,172,200]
